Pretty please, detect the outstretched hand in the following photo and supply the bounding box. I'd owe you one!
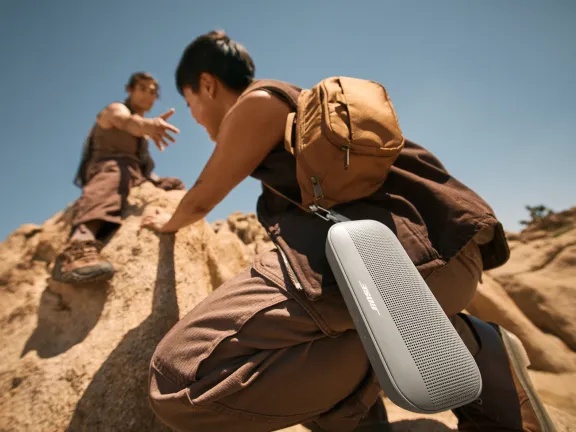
[141,207,174,233]
[144,108,180,152]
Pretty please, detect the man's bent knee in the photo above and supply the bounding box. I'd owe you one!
[149,364,197,432]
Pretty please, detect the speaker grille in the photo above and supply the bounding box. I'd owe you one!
[347,221,480,411]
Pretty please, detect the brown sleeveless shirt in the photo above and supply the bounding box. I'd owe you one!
[245,79,510,300]
[90,123,142,162]
[73,103,155,187]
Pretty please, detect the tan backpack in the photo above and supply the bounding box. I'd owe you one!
[280,76,405,210]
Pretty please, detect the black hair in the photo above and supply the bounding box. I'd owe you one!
[126,71,160,97]
[175,30,255,95]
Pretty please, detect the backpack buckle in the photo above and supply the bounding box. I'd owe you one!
[309,205,350,224]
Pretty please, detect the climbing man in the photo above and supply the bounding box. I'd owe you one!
[143,31,555,432]
[52,72,182,285]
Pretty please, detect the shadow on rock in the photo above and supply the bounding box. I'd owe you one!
[302,418,454,432]
[21,280,108,359]
[388,418,454,432]
[67,234,180,432]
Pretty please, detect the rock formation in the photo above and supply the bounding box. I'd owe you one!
[0,184,574,431]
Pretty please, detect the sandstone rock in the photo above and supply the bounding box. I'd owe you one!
[0,183,253,432]
[212,210,273,255]
[488,207,576,351]
[466,275,576,372]
[0,187,574,431]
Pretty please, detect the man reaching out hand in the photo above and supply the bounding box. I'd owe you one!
[52,72,181,285]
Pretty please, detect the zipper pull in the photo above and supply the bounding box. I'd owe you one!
[311,176,324,201]
[342,145,350,170]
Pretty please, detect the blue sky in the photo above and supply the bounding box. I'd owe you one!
[1,0,574,241]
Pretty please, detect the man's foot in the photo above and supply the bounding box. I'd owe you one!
[454,314,556,432]
[51,240,115,285]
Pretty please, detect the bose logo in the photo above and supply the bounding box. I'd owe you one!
[359,280,380,315]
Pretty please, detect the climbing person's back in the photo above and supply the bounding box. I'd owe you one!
[143,30,556,432]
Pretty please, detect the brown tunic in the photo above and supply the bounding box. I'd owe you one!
[90,123,142,163]
[246,79,510,301]
[74,116,155,189]
[71,104,155,230]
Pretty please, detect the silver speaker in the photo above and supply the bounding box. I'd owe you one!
[326,219,482,413]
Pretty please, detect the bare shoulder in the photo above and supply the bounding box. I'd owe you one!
[241,88,288,105]
[99,101,130,116]
[224,89,290,125]
[97,102,131,128]
[217,89,291,148]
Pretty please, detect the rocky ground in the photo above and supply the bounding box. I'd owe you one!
[1,183,574,431]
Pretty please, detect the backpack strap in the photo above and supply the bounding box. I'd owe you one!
[243,79,299,109]
[263,182,350,223]
[243,80,300,155]
[244,80,349,223]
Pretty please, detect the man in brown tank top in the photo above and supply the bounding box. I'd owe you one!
[52,72,181,285]
[142,32,555,432]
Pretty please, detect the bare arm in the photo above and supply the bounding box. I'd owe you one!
[157,90,290,233]
[97,102,147,135]
[97,103,180,151]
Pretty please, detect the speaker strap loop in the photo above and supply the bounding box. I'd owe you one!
[263,182,350,224]
[308,204,350,224]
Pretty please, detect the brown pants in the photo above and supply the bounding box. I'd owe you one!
[72,158,145,229]
[149,240,483,432]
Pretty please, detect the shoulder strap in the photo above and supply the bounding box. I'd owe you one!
[263,183,350,223]
[248,80,348,222]
[243,79,300,109]
[263,182,307,211]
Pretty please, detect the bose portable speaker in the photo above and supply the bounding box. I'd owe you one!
[326,219,482,414]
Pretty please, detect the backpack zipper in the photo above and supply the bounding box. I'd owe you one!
[342,145,350,169]
[311,176,324,201]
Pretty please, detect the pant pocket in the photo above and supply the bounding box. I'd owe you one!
[252,250,354,337]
